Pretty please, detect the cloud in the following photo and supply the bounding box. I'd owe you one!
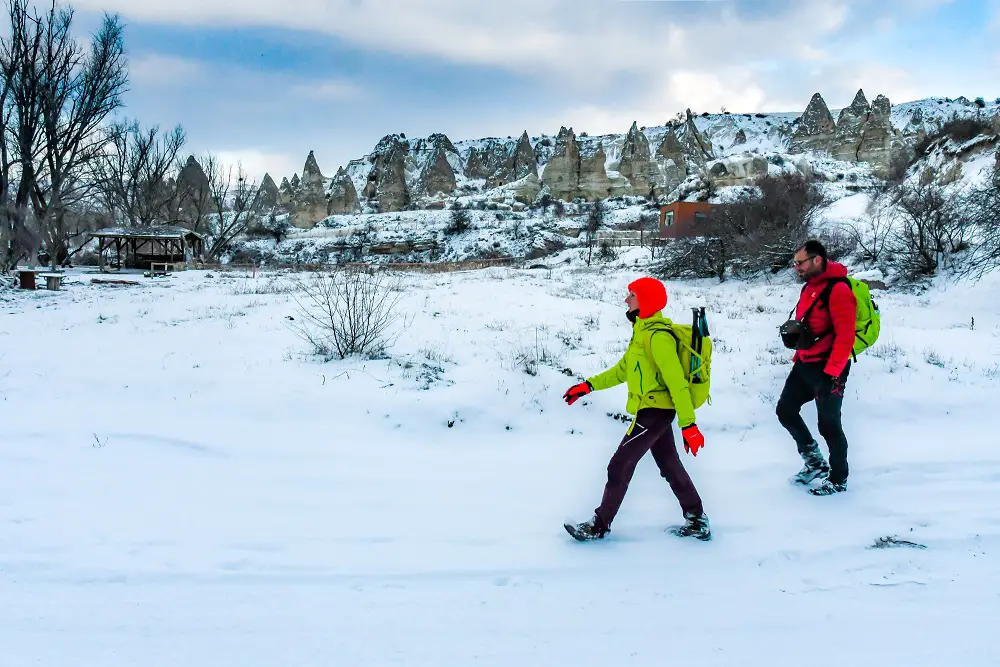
[210,149,300,182]
[289,79,366,102]
[129,54,206,86]
[538,66,800,138]
[72,0,884,85]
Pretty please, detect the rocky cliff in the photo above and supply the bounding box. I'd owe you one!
[263,93,996,222]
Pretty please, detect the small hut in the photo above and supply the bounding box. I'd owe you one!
[89,226,205,271]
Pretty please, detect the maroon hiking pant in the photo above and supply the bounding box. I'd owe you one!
[594,408,704,530]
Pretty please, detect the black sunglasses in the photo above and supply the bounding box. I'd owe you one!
[791,255,817,268]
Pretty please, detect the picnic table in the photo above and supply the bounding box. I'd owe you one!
[38,272,64,290]
[14,268,41,289]
[149,262,174,277]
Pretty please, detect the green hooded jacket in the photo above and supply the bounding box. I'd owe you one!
[586,312,696,428]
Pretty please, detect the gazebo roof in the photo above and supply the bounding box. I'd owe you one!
[90,226,205,241]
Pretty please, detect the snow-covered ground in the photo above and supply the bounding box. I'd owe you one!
[2,256,1000,666]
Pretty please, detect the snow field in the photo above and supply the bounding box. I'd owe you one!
[1,262,999,666]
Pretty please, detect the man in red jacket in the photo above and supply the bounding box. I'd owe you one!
[776,240,857,496]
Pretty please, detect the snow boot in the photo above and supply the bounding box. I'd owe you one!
[791,441,830,485]
[564,516,608,541]
[809,479,847,496]
[670,512,712,541]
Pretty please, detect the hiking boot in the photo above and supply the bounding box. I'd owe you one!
[791,441,830,485]
[809,480,847,496]
[564,516,608,541]
[671,512,712,541]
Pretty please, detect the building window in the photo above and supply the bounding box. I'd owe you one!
[694,212,708,225]
[665,211,674,227]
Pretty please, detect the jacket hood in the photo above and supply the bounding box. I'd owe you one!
[628,277,668,319]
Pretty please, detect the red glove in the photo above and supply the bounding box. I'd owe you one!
[563,381,593,405]
[682,424,705,456]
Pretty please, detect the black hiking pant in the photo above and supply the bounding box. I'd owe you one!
[775,361,851,485]
[594,408,704,530]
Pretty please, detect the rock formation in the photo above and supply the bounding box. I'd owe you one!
[857,94,894,173]
[617,122,660,197]
[257,173,280,210]
[464,146,491,179]
[175,155,212,225]
[654,128,687,194]
[790,93,836,153]
[415,134,458,197]
[540,127,581,201]
[683,110,716,164]
[362,134,410,213]
[787,90,895,174]
[327,167,361,214]
[706,155,769,186]
[279,177,294,206]
[288,151,329,228]
[486,132,538,189]
[578,142,628,200]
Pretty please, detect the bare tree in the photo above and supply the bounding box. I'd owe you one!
[583,200,603,267]
[202,154,261,261]
[842,196,896,269]
[960,163,1000,279]
[1,0,47,268]
[93,120,186,227]
[1,0,127,269]
[887,176,972,278]
[35,7,126,267]
[289,268,408,360]
[655,173,827,282]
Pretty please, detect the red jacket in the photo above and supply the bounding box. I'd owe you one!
[793,261,857,377]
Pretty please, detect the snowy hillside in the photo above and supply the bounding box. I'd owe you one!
[246,90,1000,269]
[2,256,1000,666]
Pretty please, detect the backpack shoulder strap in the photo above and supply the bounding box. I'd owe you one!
[820,276,851,306]
[641,324,678,378]
[800,276,847,319]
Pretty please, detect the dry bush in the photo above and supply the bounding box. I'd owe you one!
[886,178,972,278]
[842,197,897,269]
[656,173,827,281]
[290,268,409,360]
[960,163,1000,279]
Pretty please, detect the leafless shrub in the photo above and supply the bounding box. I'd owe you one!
[958,162,1000,280]
[507,328,561,376]
[923,347,948,368]
[656,173,827,281]
[842,197,897,269]
[289,268,409,360]
[419,342,455,365]
[887,177,973,278]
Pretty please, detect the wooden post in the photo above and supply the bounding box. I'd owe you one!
[98,237,105,272]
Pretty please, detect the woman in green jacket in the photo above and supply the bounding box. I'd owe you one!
[562,277,710,541]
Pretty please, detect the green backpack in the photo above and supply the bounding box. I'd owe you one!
[641,313,712,409]
[824,276,881,357]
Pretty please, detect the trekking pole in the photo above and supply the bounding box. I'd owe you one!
[691,307,701,381]
[695,307,708,384]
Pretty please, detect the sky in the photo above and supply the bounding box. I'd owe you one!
[63,0,1000,182]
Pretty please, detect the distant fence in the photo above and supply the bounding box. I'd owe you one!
[594,238,667,248]
[197,257,518,275]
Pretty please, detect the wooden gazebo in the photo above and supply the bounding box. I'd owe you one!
[90,226,205,271]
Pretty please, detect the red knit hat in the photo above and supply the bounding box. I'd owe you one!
[627,277,668,319]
